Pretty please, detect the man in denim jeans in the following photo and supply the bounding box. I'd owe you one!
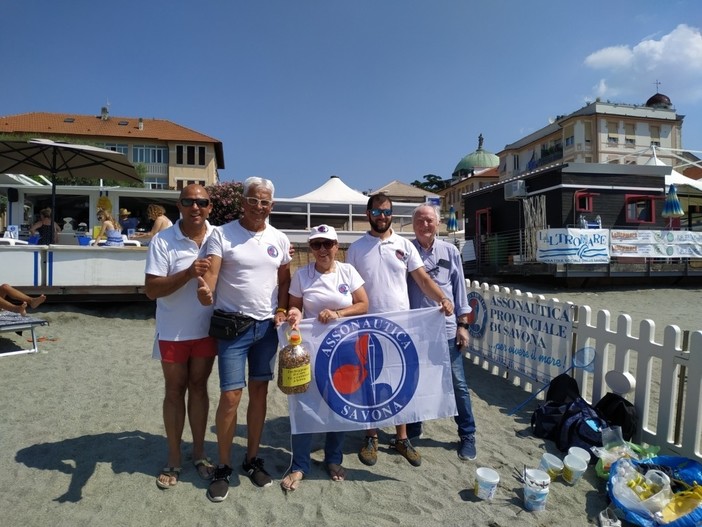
[407,203,477,461]
[197,177,291,502]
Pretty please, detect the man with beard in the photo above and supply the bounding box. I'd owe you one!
[346,193,454,468]
[145,184,217,489]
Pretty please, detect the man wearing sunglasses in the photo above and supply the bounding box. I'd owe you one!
[346,193,454,468]
[197,176,291,502]
[145,184,217,489]
[407,203,477,462]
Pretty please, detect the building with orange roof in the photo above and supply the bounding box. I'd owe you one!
[0,108,224,189]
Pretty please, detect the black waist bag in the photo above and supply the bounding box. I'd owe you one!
[209,310,255,339]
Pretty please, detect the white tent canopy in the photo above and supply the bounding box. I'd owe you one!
[288,175,368,204]
[644,155,702,193]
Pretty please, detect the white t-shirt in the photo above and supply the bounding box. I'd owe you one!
[289,261,365,320]
[207,220,291,320]
[346,230,423,314]
[145,220,215,342]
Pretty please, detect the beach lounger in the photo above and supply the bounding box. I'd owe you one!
[0,311,49,357]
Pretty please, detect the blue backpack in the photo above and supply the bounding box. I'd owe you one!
[555,397,608,453]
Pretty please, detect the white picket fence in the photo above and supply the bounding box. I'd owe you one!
[465,281,702,463]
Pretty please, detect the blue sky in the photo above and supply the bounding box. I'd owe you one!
[4,0,702,198]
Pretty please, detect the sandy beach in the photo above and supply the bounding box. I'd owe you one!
[1,285,701,527]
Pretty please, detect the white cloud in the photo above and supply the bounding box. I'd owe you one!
[584,46,633,69]
[584,24,702,103]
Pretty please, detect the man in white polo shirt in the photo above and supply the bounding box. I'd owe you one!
[145,184,217,490]
[346,193,454,468]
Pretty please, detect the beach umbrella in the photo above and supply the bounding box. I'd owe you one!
[447,205,458,232]
[0,139,141,243]
[662,183,685,228]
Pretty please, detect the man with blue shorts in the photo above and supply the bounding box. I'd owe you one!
[197,177,291,503]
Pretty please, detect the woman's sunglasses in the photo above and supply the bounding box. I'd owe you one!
[309,240,336,250]
[180,198,210,207]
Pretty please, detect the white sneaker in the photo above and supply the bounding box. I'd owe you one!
[599,507,621,527]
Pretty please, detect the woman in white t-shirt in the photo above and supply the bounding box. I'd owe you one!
[281,225,368,492]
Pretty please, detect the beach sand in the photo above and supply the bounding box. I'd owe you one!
[1,286,700,527]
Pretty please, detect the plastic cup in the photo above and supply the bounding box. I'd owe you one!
[568,446,592,465]
[538,453,564,481]
[562,453,588,485]
[474,467,499,500]
[523,468,550,511]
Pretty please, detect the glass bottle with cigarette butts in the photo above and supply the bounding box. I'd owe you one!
[277,329,311,394]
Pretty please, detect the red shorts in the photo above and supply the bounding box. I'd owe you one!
[159,336,218,364]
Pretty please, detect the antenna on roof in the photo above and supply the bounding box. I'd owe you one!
[653,80,661,93]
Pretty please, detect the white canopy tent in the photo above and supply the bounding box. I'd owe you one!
[288,175,368,203]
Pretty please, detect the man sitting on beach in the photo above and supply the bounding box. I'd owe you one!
[0,284,46,316]
[346,193,454,467]
[144,184,217,490]
[197,176,291,502]
[407,203,478,461]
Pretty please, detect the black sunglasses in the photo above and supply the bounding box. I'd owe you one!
[180,198,210,207]
[369,208,392,217]
[310,240,336,250]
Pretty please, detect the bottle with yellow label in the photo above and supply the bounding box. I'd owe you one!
[277,329,311,394]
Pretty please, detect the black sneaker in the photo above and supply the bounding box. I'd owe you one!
[206,464,232,503]
[242,456,272,488]
[458,435,477,461]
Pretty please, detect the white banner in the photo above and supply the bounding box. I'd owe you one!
[610,230,702,258]
[278,308,456,434]
[465,288,574,384]
[536,228,610,263]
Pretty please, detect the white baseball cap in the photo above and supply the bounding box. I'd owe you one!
[308,224,338,241]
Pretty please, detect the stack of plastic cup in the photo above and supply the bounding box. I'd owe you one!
[538,453,564,481]
[523,468,550,511]
[474,467,500,500]
[562,454,588,485]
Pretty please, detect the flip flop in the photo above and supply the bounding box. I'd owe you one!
[280,471,303,492]
[156,466,181,489]
[193,458,215,480]
[325,463,346,482]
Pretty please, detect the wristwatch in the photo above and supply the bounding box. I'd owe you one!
[457,322,470,329]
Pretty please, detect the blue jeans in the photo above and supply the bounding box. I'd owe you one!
[216,319,278,392]
[450,337,476,437]
[290,432,345,474]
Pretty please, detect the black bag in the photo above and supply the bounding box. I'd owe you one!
[594,392,638,441]
[531,401,570,440]
[546,373,581,403]
[531,373,580,440]
[209,309,255,340]
[555,397,609,453]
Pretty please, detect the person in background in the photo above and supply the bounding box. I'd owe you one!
[145,184,217,490]
[280,225,369,492]
[29,207,60,244]
[197,176,291,503]
[119,208,139,236]
[407,203,477,461]
[0,284,46,316]
[346,193,454,468]
[134,204,173,241]
[95,208,123,247]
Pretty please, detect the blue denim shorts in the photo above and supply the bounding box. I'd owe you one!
[216,318,279,392]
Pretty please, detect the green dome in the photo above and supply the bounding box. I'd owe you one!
[453,134,499,176]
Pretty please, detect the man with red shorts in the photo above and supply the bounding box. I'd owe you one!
[145,184,217,489]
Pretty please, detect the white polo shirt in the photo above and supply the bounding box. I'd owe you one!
[145,220,215,341]
[346,230,423,314]
[207,220,291,320]
[289,261,365,320]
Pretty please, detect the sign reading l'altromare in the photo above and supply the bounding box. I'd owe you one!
[610,230,702,258]
[536,229,610,263]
